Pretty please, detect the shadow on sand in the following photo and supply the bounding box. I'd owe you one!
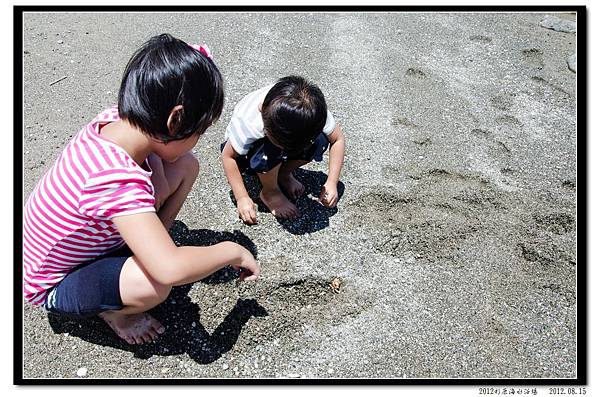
[47,221,267,364]
[230,168,345,235]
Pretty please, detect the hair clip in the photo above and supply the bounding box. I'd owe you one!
[189,43,213,59]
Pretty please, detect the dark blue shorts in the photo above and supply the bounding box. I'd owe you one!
[42,246,132,318]
[221,133,330,174]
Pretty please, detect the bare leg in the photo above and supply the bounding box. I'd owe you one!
[100,153,199,344]
[155,152,200,230]
[99,256,171,345]
[278,159,309,200]
[257,163,300,219]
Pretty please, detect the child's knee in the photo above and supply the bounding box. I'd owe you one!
[178,152,200,181]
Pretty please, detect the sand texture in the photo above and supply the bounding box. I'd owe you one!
[22,12,577,379]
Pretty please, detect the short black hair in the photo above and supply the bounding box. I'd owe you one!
[262,75,327,152]
[118,33,224,142]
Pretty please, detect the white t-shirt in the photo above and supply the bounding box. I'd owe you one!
[225,84,336,155]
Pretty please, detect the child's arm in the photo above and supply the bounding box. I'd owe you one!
[320,123,345,207]
[221,141,258,224]
[112,212,260,286]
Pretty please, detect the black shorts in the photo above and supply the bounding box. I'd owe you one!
[221,133,330,174]
[41,246,132,318]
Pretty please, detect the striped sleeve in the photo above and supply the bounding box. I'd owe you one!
[78,168,156,220]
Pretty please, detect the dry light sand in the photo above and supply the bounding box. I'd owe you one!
[22,11,578,379]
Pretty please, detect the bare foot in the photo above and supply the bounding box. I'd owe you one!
[99,311,165,345]
[260,188,300,219]
[278,173,305,200]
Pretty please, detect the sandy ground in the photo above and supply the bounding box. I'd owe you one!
[21,12,577,379]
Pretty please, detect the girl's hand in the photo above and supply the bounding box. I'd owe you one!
[319,181,339,207]
[231,246,261,281]
[237,196,257,225]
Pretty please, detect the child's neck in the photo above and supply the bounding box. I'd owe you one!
[100,120,153,166]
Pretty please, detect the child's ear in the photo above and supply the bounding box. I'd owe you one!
[167,105,184,134]
[257,102,263,113]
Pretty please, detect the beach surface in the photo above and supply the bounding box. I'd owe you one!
[22,11,578,379]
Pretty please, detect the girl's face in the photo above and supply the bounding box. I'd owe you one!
[155,134,200,163]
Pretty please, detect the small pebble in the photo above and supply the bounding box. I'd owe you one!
[76,367,87,377]
[222,364,229,370]
[288,373,301,378]
[327,368,334,374]
[161,368,169,374]
[57,40,64,44]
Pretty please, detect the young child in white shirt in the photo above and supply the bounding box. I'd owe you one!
[220,76,345,224]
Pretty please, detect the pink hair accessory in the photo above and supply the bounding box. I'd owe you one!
[189,43,213,59]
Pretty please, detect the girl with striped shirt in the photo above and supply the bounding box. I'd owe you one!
[23,34,260,345]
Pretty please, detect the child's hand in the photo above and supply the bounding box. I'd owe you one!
[319,181,339,207]
[231,246,261,281]
[237,196,257,225]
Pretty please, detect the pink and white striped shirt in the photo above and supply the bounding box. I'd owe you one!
[23,106,156,306]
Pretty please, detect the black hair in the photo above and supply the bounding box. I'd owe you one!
[262,75,327,153]
[118,33,224,142]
